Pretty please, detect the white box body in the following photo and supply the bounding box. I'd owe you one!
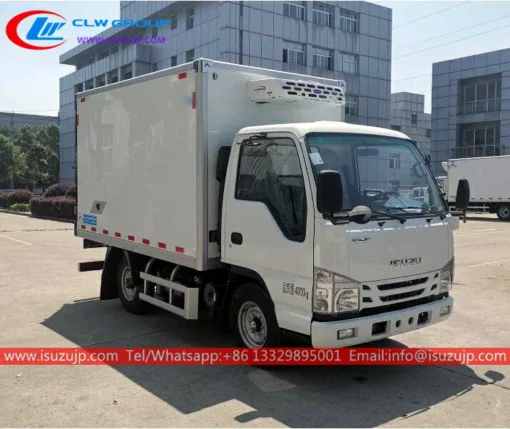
[445,155,510,204]
[76,59,346,270]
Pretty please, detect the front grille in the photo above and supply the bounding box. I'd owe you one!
[377,277,428,291]
[313,293,449,322]
[380,289,425,302]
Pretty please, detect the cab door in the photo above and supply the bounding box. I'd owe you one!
[222,133,315,336]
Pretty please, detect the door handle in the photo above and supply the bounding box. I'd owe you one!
[231,232,243,245]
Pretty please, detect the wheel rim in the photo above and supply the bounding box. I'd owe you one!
[237,301,267,347]
[499,207,510,218]
[121,266,136,301]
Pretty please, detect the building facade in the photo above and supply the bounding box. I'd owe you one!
[58,1,392,184]
[0,112,58,132]
[390,92,431,157]
[431,48,510,175]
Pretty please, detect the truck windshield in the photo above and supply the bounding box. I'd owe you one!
[306,133,446,215]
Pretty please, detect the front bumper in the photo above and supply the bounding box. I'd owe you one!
[311,296,453,348]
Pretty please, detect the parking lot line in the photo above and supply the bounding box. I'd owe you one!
[469,258,510,267]
[456,229,507,236]
[0,234,32,246]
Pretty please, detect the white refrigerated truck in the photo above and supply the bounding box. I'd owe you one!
[443,156,510,220]
[76,59,469,348]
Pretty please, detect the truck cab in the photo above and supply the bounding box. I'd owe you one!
[219,122,466,347]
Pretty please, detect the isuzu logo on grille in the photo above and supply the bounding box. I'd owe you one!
[390,257,422,269]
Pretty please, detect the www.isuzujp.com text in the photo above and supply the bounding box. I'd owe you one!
[77,36,166,45]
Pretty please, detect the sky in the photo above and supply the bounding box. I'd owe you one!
[1,0,510,116]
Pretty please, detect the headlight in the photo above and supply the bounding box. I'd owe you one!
[440,258,454,291]
[313,268,360,314]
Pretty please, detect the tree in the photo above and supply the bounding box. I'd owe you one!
[25,142,50,187]
[12,145,28,188]
[0,125,12,138]
[13,125,36,154]
[34,124,59,185]
[1,123,60,188]
[0,135,14,188]
[35,124,59,154]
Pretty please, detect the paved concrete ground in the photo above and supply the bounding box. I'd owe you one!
[0,212,509,428]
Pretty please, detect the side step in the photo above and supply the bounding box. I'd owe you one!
[139,272,199,320]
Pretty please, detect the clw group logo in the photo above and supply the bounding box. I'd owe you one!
[6,10,67,50]
[6,10,171,50]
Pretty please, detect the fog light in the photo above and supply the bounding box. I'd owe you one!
[440,305,451,316]
[337,328,355,340]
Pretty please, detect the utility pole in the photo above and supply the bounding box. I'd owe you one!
[10,142,14,190]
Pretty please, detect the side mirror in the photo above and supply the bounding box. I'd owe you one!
[317,170,343,216]
[456,178,470,210]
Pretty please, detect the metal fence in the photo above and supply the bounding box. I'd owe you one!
[459,99,501,115]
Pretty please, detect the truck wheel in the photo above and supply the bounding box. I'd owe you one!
[230,283,281,348]
[497,204,510,221]
[117,255,145,314]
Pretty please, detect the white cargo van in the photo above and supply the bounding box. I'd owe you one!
[76,59,469,348]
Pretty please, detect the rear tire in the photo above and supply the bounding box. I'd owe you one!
[117,254,146,314]
[497,204,510,221]
[229,283,281,348]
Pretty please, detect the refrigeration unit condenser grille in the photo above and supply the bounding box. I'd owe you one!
[247,78,346,106]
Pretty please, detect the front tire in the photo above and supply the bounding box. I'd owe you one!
[229,283,281,348]
[497,204,510,221]
[117,254,146,314]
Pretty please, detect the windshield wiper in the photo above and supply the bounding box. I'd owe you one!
[371,208,407,224]
[386,203,447,220]
[417,206,447,220]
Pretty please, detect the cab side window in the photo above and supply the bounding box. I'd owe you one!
[235,138,307,242]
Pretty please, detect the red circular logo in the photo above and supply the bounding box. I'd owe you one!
[6,10,67,50]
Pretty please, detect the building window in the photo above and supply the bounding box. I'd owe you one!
[312,47,332,70]
[84,79,94,90]
[98,75,106,87]
[313,3,333,26]
[186,8,194,30]
[389,180,400,191]
[462,81,501,114]
[74,83,83,94]
[150,63,157,72]
[171,15,177,30]
[171,55,178,67]
[151,27,158,38]
[339,8,358,33]
[88,56,95,65]
[122,64,132,80]
[186,49,194,62]
[345,95,358,116]
[110,69,119,83]
[390,125,401,131]
[461,126,499,157]
[389,153,401,169]
[283,1,305,20]
[338,52,357,74]
[411,114,417,124]
[98,50,109,60]
[426,129,431,138]
[283,41,305,66]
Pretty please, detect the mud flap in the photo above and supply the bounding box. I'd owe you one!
[99,247,122,300]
